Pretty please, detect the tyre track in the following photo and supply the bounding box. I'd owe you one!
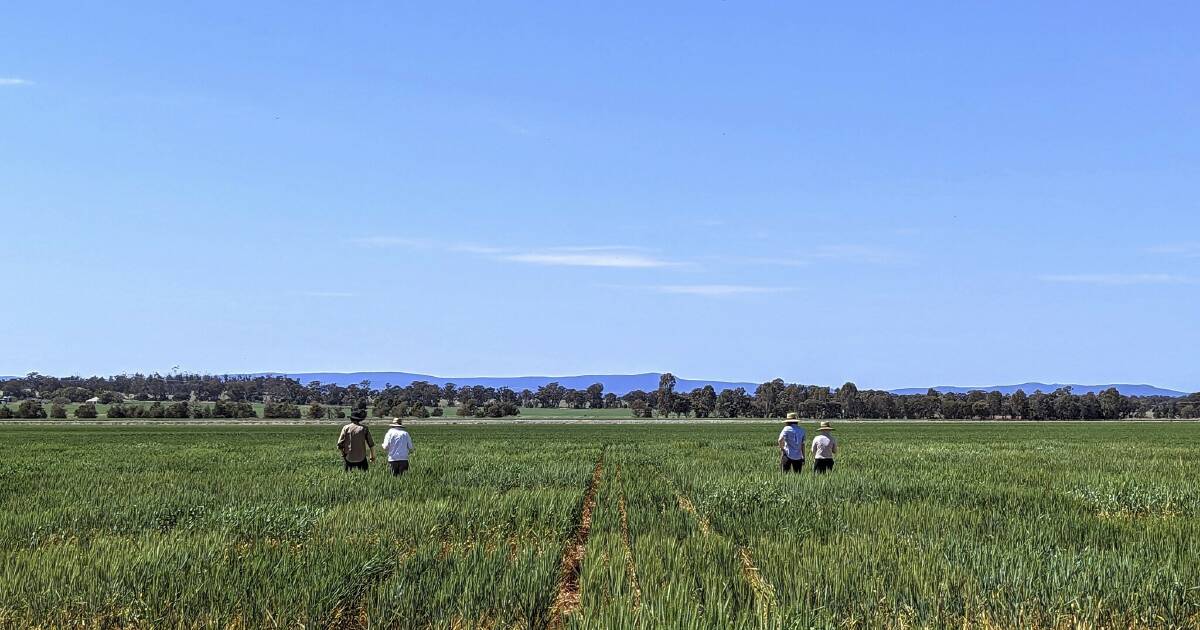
[548,449,606,628]
[615,465,642,613]
[671,479,776,626]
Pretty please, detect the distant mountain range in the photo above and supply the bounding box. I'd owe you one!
[888,383,1186,397]
[261,372,1189,397]
[259,372,758,396]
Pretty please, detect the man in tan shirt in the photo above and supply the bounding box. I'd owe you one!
[336,410,375,472]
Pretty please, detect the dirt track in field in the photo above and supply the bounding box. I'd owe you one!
[615,466,642,613]
[548,450,606,628]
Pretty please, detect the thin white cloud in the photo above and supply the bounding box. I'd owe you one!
[0,77,32,86]
[352,237,680,268]
[1146,243,1200,258]
[654,284,795,296]
[1039,273,1194,286]
[503,250,679,268]
[542,245,648,253]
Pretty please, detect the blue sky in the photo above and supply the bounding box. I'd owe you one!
[2,2,1198,391]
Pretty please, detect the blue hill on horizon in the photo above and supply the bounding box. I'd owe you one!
[260,371,760,396]
[259,372,1189,398]
[888,382,1186,397]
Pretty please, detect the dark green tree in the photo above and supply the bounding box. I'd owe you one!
[586,383,605,409]
[1009,390,1028,420]
[690,386,716,418]
[656,373,677,418]
[18,400,47,419]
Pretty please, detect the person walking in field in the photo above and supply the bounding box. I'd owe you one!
[380,417,414,476]
[336,408,375,472]
[811,421,837,474]
[778,412,806,473]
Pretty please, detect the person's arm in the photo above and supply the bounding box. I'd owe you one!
[811,438,819,458]
[366,428,376,461]
[336,427,347,456]
[832,439,838,455]
[777,430,787,452]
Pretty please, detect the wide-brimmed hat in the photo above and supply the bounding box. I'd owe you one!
[389,417,404,427]
[785,412,799,422]
[817,421,834,431]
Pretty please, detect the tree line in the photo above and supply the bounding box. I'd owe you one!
[1,372,1198,420]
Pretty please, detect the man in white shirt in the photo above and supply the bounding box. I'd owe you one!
[380,418,414,476]
[777,412,806,473]
[811,421,837,474]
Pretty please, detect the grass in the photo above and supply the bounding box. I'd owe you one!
[1,422,1197,628]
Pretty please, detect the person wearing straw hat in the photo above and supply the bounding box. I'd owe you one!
[777,412,807,473]
[336,406,375,472]
[811,421,837,474]
[380,417,414,476]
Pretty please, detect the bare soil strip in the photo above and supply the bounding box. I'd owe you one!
[675,494,712,536]
[615,466,643,613]
[548,450,606,628]
[738,546,777,623]
[675,488,778,625]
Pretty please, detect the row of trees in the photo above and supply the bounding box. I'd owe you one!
[0,400,270,420]
[1,373,375,406]
[638,374,1200,420]
[3,372,1198,420]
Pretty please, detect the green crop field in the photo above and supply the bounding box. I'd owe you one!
[1,422,1198,628]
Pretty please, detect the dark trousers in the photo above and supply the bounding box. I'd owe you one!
[814,459,834,474]
[344,459,369,472]
[388,460,409,476]
[781,455,805,473]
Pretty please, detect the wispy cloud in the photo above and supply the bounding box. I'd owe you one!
[654,284,795,296]
[1146,243,1200,258]
[1039,273,1194,286]
[0,77,32,86]
[502,248,680,268]
[350,237,681,268]
[351,234,899,271]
